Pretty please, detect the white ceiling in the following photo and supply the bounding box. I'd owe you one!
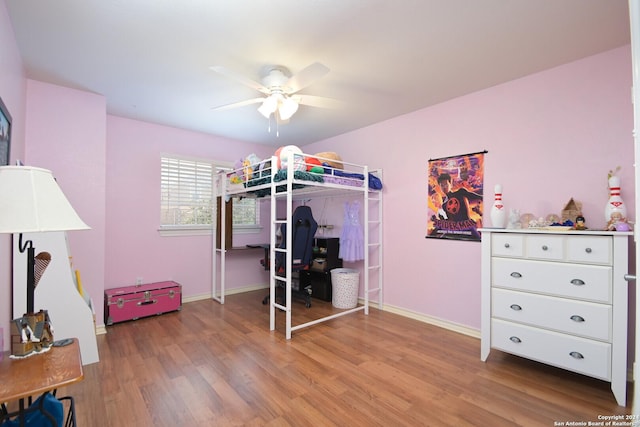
[5,0,631,147]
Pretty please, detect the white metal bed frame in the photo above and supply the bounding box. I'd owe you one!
[212,151,383,339]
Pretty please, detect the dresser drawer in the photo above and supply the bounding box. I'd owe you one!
[491,319,611,380]
[566,236,611,265]
[492,288,612,341]
[525,235,564,261]
[492,258,612,303]
[492,234,524,257]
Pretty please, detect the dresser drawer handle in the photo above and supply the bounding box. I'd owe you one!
[510,304,522,311]
[510,272,522,278]
[542,245,548,251]
[570,279,585,286]
[509,336,522,343]
[504,243,510,248]
[570,315,585,322]
[585,247,592,253]
[569,351,584,360]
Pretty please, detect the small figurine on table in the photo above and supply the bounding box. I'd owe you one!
[20,320,39,343]
[507,209,521,229]
[607,212,632,231]
[574,215,588,230]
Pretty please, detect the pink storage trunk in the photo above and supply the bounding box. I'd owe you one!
[104,281,182,326]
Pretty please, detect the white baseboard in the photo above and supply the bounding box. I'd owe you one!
[184,283,269,304]
[371,300,480,339]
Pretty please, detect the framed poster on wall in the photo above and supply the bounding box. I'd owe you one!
[0,96,11,166]
[426,151,486,241]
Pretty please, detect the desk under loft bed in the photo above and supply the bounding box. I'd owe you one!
[212,151,383,339]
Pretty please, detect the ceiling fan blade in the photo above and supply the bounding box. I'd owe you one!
[293,94,342,109]
[285,62,330,94]
[211,97,265,111]
[210,66,270,95]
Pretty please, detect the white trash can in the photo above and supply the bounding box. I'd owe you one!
[330,268,360,309]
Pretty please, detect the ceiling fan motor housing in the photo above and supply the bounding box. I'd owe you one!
[262,66,291,93]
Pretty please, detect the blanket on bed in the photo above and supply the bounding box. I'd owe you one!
[324,168,383,190]
[246,169,325,197]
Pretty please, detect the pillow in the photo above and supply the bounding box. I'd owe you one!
[275,145,306,171]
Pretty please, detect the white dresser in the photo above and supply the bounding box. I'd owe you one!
[479,229,632,406]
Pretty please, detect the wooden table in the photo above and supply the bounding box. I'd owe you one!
[0,338,83,425]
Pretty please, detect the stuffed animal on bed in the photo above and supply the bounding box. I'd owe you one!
[230,153,261,183]
[314,151,344,169]
[305,156,324,174]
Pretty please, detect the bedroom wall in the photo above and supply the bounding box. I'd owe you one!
[307,45,635,332]
[104,116,274,309]
[24,79,107,325]
[0,0,27,350]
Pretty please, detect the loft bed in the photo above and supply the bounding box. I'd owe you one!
[212,149,383,339]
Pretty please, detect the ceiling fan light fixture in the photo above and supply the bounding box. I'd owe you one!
[278,97,299,121]
[257,95,278,118]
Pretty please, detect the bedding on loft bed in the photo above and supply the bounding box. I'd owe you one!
[225,152,382,198]
[245,169,324,197]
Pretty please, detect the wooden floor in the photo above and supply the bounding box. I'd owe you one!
[57,290,633,426]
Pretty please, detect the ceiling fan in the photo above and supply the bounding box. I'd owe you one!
[210,62,340,122]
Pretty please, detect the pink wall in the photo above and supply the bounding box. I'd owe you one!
[0,0,27,350]
[308,45,634,330]
[24,79,107,327]
[104,116,274,307]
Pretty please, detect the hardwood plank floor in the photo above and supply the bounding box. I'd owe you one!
[56,290,633,426]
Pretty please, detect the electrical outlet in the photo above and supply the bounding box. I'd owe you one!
[136,277,143,285]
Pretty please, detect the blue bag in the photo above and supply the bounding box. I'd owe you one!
[0,392,63,427]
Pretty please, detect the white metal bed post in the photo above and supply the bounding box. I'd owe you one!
[267,152,296,339]
[269,155,277,331]
[211,173,217,302]
[364,168,384,313]
[220,171,226,304]
[367,170,383,310]
[363,166,370,314]
[284,151,294,339]
[211,171,225,304]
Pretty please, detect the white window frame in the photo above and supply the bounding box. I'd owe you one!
[159,154,261,237]
[231,196,262,234]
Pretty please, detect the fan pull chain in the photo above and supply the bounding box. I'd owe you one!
[264,114,280,137]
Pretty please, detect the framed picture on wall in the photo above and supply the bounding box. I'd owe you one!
[0,96,11,166]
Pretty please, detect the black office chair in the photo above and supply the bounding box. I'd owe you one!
[262,205,318,308]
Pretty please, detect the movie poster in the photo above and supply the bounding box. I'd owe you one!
[426,151,485,241]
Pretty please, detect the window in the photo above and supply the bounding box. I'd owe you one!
[160,155,260,235]
[232,196,260,231]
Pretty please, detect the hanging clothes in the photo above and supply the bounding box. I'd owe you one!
[339,201,364,262]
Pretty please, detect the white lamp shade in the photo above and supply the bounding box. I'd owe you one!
[0,166,90,233]
[257,95,279,118]
[278,97,299,120]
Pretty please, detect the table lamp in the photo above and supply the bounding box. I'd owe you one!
[0,165,90,314]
